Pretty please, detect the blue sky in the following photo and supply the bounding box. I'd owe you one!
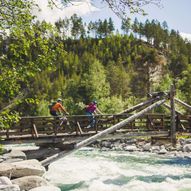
[134,0,191,34]
[34,0,191,39]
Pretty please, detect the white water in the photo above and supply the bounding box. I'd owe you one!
[44,148,191,191]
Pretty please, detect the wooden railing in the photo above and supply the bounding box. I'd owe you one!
[0,113,191,142]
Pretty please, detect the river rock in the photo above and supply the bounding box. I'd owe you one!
[151,146,160,152]
[184,155,191,159]
[174,151,184,157]
[0,176,12,185]
[24,148,60,160]
[142,143,151,151]
[182,138,191,145]
[183,144,191,152]
[3,150,26,160]
[101,141,112,148]
[101,147,110,151]
[0,176,20,191]
[12,176,49,191]
[125,139,137,144]
[112,140,121,148]
[0,185,20,191]
[0,158,4,163]
[178,138,185,145]
[158,148,168,154]
[0,159,45,178]
[124,145,138,152]
[29,186,61,191]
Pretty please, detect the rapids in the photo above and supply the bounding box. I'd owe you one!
[44,148,191,191]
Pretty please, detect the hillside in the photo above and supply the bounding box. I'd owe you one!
[0,16,191,128]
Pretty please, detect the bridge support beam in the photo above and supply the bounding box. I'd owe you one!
[118,96,160,114]
[41,98,167,167]
[175,98,191,111]
[170,84,176,146]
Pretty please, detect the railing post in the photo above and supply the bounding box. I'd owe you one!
[170,84,176,146]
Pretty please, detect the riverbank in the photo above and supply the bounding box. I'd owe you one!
[0,148,61,191]
[90,137,191,158]
[1,137,191,190]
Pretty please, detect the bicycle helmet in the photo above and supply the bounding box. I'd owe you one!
[93,100,97,104]
[57,98,62,102]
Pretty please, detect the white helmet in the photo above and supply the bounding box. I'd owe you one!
[57,98,62,102]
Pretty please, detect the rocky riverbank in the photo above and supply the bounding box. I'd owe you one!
[90,137,191,158]
[0,149,61,191]
[1,137,191,190]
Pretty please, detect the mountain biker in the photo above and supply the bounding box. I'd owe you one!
[85,100,102,128]
[49,98,69,116]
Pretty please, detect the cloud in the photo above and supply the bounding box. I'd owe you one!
[180,32,191,42]
[33,0,100,23]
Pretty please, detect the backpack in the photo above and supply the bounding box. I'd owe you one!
[48,101,56,110]
[84,105,88,111]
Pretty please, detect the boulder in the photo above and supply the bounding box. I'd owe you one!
[0,176,12,185]
[101,147,110,151]
[0,176,20,191]
[151,146,160,152]
[24,148,60,160]
[142,143,151,151]
[0,159,45,178]
[125,139,137,144]
[112,141,121,148]
[158,148,168,154]
[183,144,191,152]
[3,150,26,160]
[184,155,191,159]
[101,141,112,149]
[0,185,20,191]
[178,138,185,145]
[12,176,49,191]
[0,163,14,177]
[0,158,4,163]
[182,138,191,145]
[124,145,138,152]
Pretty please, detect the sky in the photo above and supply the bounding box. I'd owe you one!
[33,0,191,40]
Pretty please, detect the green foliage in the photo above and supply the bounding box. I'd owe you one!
[177,64,191,102]
[36,100,50,116]
[177,134,191,140]
[99,96,124,114]
[0,0,35,31]
[0,111,20,129]
[78,54,110,102]
[106,63,131,99]
[155,74,172,92]
[0,2,191,129]
[62,98,83,115]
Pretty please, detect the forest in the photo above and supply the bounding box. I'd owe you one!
[0,1,191,129]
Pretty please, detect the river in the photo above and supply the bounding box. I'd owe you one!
[44,148,191,191]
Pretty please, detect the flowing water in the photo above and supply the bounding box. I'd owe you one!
[44,148,191,191]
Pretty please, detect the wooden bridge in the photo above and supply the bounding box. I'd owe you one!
[1,86,191,166]
[1,112,191,145]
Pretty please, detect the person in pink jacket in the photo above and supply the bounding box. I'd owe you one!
[85,101,102,128]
